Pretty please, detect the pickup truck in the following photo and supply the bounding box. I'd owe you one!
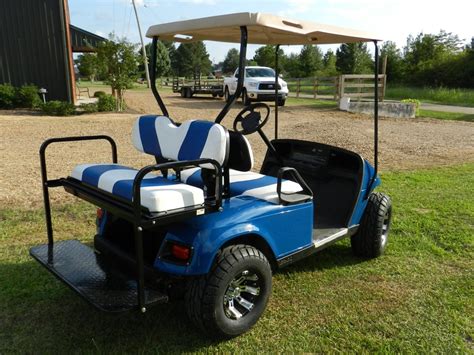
[223,66,289,106]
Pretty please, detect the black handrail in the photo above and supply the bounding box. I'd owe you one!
[39,135,117,245]
[131,158,222,311]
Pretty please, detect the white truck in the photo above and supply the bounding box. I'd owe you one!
[223,66,289,106]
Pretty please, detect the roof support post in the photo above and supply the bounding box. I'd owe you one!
[215,26,248,123]
[150,37,169,117]
[274,44,280,139]
[373,40,379,178]
[366,40,379,198]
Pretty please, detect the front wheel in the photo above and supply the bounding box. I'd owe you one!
[224,87,231,103]
[185,245,272,338]
[278,98,286,106]
[242,89,251,106]
[351,192,392,258]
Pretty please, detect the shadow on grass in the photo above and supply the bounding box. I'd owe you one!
[0,242,363,352]
[278,243,364,276]
[0,260,218,352]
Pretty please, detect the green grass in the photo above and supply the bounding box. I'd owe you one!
[1,164,473,352]
[286,97,337,109]
[386,86,474,107]
[419,109,474,122]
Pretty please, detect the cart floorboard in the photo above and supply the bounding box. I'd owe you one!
[30,240,168,312]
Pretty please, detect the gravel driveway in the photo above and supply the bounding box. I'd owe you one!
[1,90,473,208]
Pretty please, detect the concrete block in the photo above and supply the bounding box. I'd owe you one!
[347,101,416,118]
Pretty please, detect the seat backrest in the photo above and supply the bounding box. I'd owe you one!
[132,115,229,168]
[227,131,254,172]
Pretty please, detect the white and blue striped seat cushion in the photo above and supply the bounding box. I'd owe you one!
[180,168,302,204]
[131,115,228,168]
[71,164,204,212]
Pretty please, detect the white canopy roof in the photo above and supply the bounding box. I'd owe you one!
[146,12,381,45]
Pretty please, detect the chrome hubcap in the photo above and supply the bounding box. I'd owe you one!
[223,270,261,320]
[381,210,391,247]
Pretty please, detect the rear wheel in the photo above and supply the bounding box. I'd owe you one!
[180,88,186,98]
[351,192,392,258]
[185,244,272,338]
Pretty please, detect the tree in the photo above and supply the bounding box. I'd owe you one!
[96,34,138,111]
[336,43,373,74]
[403,30,464,85]
[253,45,284,70]
[380,41,404,83]
[322,49,338,76]
[77,53,101,81]
[141,41,171,78]
[283,53,302,77]
[298,45,323,77]
[222,48,240,74]
[173,41,212,77]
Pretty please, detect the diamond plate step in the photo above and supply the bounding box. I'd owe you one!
[30,239,168,312]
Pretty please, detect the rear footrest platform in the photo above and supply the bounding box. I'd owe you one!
[30,239,168,312]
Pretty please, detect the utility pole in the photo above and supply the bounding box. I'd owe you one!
[132,0,151,88]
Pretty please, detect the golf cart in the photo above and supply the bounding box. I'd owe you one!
[31,12,392,338]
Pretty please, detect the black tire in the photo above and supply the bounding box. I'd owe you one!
[351,192,392,258]
[278,99,286,106]
[242,89,251,106]
[180,88,186,98]
[185,244,272,338]
[212,93,217,98]
[224,86,231,103]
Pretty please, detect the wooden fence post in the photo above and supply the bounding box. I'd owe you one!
[313,78,318,99]
[296,78,301,98]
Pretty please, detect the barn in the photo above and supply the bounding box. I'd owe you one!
[0,0,105,103]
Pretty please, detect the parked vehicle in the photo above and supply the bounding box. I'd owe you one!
[31,12,390,338]
[173,75,224,98]
[224,66,288,106]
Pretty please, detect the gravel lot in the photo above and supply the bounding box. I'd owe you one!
[1,90,473,208]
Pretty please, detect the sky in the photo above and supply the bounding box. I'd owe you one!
[69,0,474,62]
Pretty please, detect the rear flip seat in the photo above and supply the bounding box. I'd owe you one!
[71,163,204,213]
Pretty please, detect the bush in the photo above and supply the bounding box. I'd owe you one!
[79,103,98,113]
[402,98,421,116]
[0,84,16,109]
[98,94,117,112]
[16,84,42,108]
[41,101,76,116]
[93,91,106,98]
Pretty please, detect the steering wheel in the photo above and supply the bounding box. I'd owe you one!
[233,102,270,135]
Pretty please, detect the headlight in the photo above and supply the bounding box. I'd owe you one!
[248,82,258,88]
[281,82,287,88]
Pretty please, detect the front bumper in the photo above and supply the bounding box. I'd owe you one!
[248,92,288,101]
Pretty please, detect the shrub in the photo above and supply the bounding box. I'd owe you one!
[97,94,117,112]
[401,98,421,116]
[93,90,106,98]
[16,84,42,108]
[41,101,76,116]
[0,84,16,109]
[79,102,98,113]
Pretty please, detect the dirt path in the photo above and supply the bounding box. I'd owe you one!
[1,90,473,208]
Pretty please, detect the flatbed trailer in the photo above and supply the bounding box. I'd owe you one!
[172,77,224,98]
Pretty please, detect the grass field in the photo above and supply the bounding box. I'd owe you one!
[386,86,474,107]
[0,164,472,353]
[419,109,474,122]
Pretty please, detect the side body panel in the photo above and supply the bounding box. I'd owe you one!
[349,160,380,226]
[153,196,314,275]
